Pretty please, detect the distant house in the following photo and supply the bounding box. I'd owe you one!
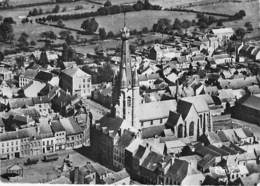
[19,69,39,88]
[149,44,181,61]
[102,169,130,185]
[0,67,13,81]
[60,117,84,149]
[51,120,66,151]
[113,130,135,171]
[60,66,92,97]
[210,28,234,45]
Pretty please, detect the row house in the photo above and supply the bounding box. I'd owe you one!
[51,120,66,151]
[60,117,84,149]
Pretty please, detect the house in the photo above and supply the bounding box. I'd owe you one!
[113,130,135,170]
[0,67,12,81]
[19,69,39,88]
[0,132,21,159]
[32,96,51,117]
[149,44,181,61]
[23,81,46,98]
[91,116,125,169]
[91,83,112,109]
[70,163,97,184]
[102,169,130,185]
[210,28,234,45]
[232,95,260,124]
[60,117,84,149]
[60,66,92,97]
[34,71,59,87]
[38,118,55,154]
[51,120,66,151]
[213,54,234,65]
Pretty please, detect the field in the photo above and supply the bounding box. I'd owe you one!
[62,10,197,34]
[191,0,260,29]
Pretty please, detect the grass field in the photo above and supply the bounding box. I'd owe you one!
[191,0,260,29]
[62,10,197,34]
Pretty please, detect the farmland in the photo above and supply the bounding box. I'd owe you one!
[62,10,197,34]
[190,0,260,29]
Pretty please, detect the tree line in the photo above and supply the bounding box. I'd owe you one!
[41,0,161,22]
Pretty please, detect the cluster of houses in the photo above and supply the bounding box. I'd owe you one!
[0,49,93,160]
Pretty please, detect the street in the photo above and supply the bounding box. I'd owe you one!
[0,149,113,183]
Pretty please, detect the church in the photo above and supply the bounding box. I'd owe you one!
[90,25,215,169]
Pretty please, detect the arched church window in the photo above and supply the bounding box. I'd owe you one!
[189,122,194,136]
[178,124,183,138]
[127,96,131,107]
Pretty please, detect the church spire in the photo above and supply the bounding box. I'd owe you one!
[119,24,132,89]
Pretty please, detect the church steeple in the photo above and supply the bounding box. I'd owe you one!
[119,26,132,89]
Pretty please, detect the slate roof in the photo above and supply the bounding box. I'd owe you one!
[134,145,146,159]
[182,96,210,113]
[139,100,177,121]
[38,119,54,138]
[51,120,66,133]
[141,151,163,171]
[176,100,193,120]
[103,169,129,184]
[60,117,83,135]
[62,67,90,77]
[241,95,260,111]
[98,115,124,135]
[242,128,254,137]
[117,130,135,148]
[21,69,38,79]
[8,98,34,109]
[141,125,165,139]
[166,159,189,183]
[166,111,181,128]
[34,71,54,83]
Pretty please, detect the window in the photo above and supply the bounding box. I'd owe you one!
[7,142,9,146]
[43,141,45,146]
[83,79,85,83]
[2,143,4,147]
[11,142,13,146]
[16,147,18,151]
[151,120,153,125]
[16,141,18,145]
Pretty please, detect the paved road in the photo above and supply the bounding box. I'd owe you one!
[1,149,113,183]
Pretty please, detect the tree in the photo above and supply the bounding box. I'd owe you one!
[244,22,253,32]
[61,43,75,61]
[3,17,15,24]
[18,32,29,48]
[172,18,181,30]
[0,22,14,42]
[235,27,246,41]
[142,27,149,33]
[153,18,171,33]
[97,63,114,83]
[104,0,112,7]
[181,20,191,33]
[129,44,137,54]
[144,0,151,9]
[133,0,144,11]
[57,19,65,27]
[81,18,99,34]
[216,20,223,27]
[107,31,114,38]
[59,30,72,39]
[52,5,60,13]
[99,28,107,40]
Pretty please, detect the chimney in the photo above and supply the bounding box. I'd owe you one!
[95,123,100,130]
[109,130,114,137]
[102,127,108,134]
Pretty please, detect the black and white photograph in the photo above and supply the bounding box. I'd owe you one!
[0,0,260,185]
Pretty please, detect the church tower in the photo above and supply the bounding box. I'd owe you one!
[111,26,141,131]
